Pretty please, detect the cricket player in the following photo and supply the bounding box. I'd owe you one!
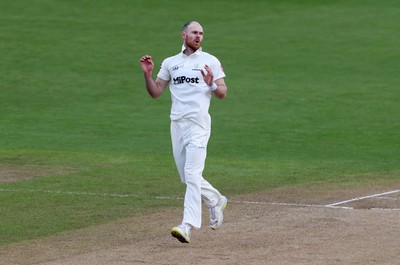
[139,21,228,243]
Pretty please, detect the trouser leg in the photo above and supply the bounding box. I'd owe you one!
[182,143,206,229]
[201,179,222,208]
[171,120,222,229]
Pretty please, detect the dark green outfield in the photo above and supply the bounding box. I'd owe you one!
[0,0,399,244]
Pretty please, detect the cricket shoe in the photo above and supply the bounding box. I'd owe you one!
[209,196,227,230]
[171,224,191,243]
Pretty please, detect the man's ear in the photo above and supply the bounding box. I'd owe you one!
[181,31,186,40]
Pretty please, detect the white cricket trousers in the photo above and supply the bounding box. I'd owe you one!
[171,119,222,229]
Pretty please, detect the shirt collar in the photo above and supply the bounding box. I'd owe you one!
[181,44,202,55]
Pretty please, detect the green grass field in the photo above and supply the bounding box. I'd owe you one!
[1,0,399,245]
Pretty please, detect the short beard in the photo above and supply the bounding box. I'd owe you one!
[185,40,201,52]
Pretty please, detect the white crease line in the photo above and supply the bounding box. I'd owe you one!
[154,196,183,200]
[229,200,354,210]
[370,207,400,211]
[375,196,400,201]
[0,188,350,209]
[325,189,400,207]
[0,188,182,200]
[0,188,132,198]
[1,188,399,211]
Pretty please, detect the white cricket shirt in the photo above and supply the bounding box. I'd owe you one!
[157,46,225,129]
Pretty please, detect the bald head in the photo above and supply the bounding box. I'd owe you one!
[182,21,202,33]
[181,21,204,54]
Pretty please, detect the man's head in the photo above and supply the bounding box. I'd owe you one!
[181,21,203,52]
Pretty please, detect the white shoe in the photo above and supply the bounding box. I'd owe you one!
[171,224,191,243]
[209,196,227,230]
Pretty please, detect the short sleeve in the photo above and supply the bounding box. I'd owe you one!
[211,57,226,81]
[157,58,171,81]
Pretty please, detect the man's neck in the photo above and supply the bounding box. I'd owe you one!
[182,45,200,56]
[184,48,196,56]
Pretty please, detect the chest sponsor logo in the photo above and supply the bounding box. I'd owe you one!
[173,76,200,85]
[172,65,179,71]
[192,63,201,71]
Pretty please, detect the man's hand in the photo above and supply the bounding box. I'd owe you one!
[200,64,214,86]
[139,55,168,99]
[140,55,155,77]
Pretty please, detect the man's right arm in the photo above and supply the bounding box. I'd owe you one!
[139,55,169,99]
[144,75,169,99]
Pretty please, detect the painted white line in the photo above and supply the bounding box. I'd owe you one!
[154,196,183,200]
[371,207,400,211]
[375,196,400,201]
[325,189,400,207]
[0,188,349,209]
[0,188,132,198]
[229,200,354,210]
[324,205,355,210]
[1,188,399,211]
[0,188,182,200]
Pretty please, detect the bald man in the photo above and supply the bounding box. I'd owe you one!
[139,21,228,243]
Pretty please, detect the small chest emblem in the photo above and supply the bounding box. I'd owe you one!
[172,65,179,71]
[192,63,201,71]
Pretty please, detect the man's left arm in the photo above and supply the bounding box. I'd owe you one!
[213,78,227,99]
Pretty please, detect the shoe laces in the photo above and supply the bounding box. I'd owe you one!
[209,206,217,222]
